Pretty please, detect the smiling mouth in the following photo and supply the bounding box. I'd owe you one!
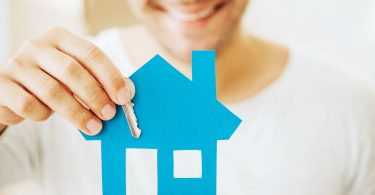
[152,1,229,22]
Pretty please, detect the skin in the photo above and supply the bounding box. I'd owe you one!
[0,28,134,135]
[0,0,288,134]
[125,0,288,102]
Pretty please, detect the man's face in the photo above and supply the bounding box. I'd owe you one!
[128,0,249,61]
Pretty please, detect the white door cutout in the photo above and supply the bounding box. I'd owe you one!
[126,149,157,195]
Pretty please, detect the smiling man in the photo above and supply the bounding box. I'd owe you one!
[0,0,375,194]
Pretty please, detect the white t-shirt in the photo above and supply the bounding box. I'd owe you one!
[1,28,375,195]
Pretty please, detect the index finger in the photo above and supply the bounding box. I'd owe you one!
[46,27,132,105]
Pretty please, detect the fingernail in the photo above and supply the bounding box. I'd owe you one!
[86,119,102,135]
[124,78,135,99]
[117,87,130,105]
[101,104,116,120]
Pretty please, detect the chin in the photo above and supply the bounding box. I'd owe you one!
[129,0,249,61]
[161,37,224,62]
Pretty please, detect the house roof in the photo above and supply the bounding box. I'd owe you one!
[82,51,241,149]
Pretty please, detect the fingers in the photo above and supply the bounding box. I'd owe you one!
[35,47,116,121]
[7,64,102,135]
[0,27,134,135]
[0,76,51,122]
[47,27,133,105]
[0,106,24,125]
[124,77,136,100]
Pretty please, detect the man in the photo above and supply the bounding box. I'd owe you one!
[1,0,374,194]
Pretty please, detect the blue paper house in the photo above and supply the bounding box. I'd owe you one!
[81,51,241,195]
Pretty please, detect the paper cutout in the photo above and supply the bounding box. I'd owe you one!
[80,50,241,195]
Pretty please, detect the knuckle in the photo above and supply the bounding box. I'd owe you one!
[61,59,81,79]
[109,73,125,91]
[88,86,106,103]
[17,95,36,114]
[38,26,68,42]
[5,116,24,125]
[86,45,103,60]
[5,58,19,67]
[70,107,90,126]
[46,26,66,37]
[19,40,42,53]
[0,107,24,125]
[4,58,32,79]
[35,109,52,122]
[44,81,64,101]
[4,58,22,71]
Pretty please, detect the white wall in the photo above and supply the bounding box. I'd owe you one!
[367,0,375,43]
[244,0,375,79]
[0,0,10,64]
[0,0,86,64]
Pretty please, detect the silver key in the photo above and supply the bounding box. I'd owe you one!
[121,79,142,139]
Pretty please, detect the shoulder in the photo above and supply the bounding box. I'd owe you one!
[287,50,375,104]
[280,49,375,131]
[288,51,375,192]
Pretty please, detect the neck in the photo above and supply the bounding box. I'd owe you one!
[216,29,289,103]
[121,25,288,104]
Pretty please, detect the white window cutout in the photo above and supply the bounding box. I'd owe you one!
[173,150,202,178]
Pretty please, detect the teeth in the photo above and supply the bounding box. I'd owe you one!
[169,7,215,22]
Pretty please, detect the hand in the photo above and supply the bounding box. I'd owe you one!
[0,124,6,134]
[0,27,134,135]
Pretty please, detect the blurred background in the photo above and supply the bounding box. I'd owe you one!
[0,0,374,194]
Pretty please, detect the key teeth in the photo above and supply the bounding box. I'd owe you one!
[122,101,142,140]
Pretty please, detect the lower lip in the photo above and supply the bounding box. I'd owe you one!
[161,2,228,28]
